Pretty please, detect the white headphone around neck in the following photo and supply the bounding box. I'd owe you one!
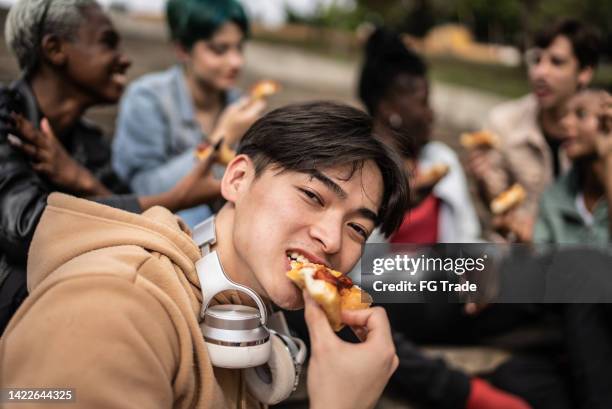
[193,216,307,405]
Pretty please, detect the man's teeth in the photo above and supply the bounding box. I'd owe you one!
[288,252,310,263]
[112,73,127,85]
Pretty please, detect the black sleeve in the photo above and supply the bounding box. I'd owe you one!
[93,194,141,214]
[389,331,471,409]
[0,136,49,264]
[0,85,56,263]
[283,308,471,409]
[0,86,142,264]
[0,139,140,265]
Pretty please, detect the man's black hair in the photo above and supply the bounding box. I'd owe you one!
[534,19,601,69]
[237,101,409,238]
[358,27,427,116]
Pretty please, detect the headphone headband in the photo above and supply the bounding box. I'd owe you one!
[194,216,268,325]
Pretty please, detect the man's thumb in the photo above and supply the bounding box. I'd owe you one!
[303,290,334,344]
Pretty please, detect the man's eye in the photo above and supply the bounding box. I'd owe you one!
[299,188,324,206]
[349,223,369,240]
[576,107,585,119]
[208,43,230,55]
[551,57,566,67]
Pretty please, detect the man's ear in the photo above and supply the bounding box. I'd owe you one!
[577,66,594,89]
[40,34,67,67]
[174,43,191,63]
[221,154,255,203]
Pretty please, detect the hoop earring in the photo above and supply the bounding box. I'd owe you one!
[389,113,403,129]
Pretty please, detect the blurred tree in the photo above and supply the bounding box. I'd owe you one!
[285,0,611,58]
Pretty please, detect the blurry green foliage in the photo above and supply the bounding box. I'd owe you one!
[273,0,611,95]
[290,0,612,56]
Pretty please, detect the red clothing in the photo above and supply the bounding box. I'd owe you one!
[467,378,531,409]
[391,194,440,244]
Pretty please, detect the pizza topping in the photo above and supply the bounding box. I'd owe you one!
[312,264,353,290]
[287,251,353,290]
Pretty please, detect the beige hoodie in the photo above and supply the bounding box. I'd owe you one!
[0,193,263,409]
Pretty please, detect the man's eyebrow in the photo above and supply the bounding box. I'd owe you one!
[308,170,380,222]
[309,170,347,199]
[358,208,379,223]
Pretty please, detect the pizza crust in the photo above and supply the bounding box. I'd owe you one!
[490,184,527,215]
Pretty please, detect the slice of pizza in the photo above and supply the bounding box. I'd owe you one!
[417,163,450,188]
[195,143,212,161]
[286,252,372,331]
[250,80,281,100]
[460,130,500,149]
[194,141,235,165]
[490,183,527,215]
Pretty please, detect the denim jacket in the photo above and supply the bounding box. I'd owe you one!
[112,65,240,227]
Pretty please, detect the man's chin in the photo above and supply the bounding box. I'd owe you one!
[269,283,304,310]
[96,90,122,105]
[536,94,563,111]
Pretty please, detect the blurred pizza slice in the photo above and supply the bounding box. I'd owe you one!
[460,130,500,149]
[490,183,527,215]
[250,80,281,100]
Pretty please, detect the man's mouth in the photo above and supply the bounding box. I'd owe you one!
[561,138,579,150]
[111,73,127,87]
[533,83,552,98]
[287,251,311,265]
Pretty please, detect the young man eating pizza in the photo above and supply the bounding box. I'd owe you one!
[0,101,408,409]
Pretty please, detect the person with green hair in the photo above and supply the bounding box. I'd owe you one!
[112,0,265,227]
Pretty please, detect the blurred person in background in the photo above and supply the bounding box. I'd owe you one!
[468,19,600,241]
[359,27,480,244]
[355,27,537,409]
[534,90,612,244]
[112,0,265,227]
[534,89,612,409]
[0,0,222,334]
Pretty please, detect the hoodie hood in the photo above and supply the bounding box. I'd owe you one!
[28,193,202,292]
[8,193,262,409]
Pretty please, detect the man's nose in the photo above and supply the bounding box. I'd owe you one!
[561,115,576,136]
[309,218,343,256]
[119,53,132,72]
[228,49,244,70]
[532,59,550,78]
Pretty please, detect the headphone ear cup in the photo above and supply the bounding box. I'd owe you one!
[244,334,297,405]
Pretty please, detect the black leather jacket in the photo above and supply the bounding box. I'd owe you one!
[0,80,140,329]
